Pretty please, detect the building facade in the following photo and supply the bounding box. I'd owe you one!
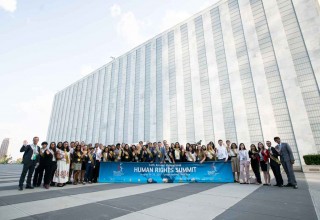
[0,138,10,158]
[47,0,320,167]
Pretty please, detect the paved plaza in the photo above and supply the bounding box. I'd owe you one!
[0,164,319,220]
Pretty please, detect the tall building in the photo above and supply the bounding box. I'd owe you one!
[0,138,10,158]
[47,0,320,167]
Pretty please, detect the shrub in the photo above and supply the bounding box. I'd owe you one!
[303,154,320,165]
[0,155,12,164]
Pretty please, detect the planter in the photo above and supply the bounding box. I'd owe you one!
[302,165,320,173]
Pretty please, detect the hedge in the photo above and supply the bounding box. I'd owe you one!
[303,154,320,165]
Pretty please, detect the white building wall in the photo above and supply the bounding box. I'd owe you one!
[99,65,112,144]
[188,19,205,144]
[150,40,157,142]
[162,34,171,143]
[127,53,136,144]
[47,0,320,165]
[175,27,187,144]
[138,47,146,142]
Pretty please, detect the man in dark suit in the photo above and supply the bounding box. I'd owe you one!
[274,137,297,189]
[266,141,283,187]
[18,137,40,191]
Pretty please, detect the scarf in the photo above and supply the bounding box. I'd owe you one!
[64,149,70,164]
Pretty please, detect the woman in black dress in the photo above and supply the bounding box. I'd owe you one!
[48,142,57,187]
[43,142,55,189]
[249,144,262,184]
[121,144,132,162]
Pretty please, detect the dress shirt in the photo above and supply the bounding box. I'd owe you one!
[95,148,102,161]
[238,150,250,162]
[217,145,228,160]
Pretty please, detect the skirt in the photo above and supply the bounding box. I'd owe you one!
[231,157,240,172]
[260,161,269,172]
[53,160,70,184]
[73,163,82,171]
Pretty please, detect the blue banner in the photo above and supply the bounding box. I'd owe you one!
[99,162,233,183]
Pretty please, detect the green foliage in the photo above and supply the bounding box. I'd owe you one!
[0,155,12,164]
[303,154,320,165]
[15,158,23,164]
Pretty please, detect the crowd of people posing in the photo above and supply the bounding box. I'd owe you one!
[18,136,298,190]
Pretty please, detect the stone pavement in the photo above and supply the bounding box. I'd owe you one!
[0,164,318,220]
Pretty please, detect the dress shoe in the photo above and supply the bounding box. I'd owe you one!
[26,185,34,189]
[18,186,23,191]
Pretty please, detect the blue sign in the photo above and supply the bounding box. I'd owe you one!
[99,162,233,183]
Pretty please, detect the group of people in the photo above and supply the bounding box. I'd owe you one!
[18,136,298,190]
[228,138,297,189]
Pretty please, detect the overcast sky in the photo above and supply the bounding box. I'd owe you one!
[0,0,219,160]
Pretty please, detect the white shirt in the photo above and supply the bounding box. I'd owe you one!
[216,145,228,160]
[186,151,196,162]
[95,148,102,161]
[238,150,250,162]
[229,149,237,157]
[30,144,39,160]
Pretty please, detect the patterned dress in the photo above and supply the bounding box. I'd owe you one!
[53,149,71,184]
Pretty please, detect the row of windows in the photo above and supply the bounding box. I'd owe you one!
[114,59,124,143]
[132,49,141,142]
[106,63,117,144]
[194,15,214,142]
[156,37,163,141]
[123,54,132,143]
[249,0,302,162]
[229,0,264,144]
[278,0,320,150]
[167,31,178,141]
[144,44,152,141]
[180,24,196,142]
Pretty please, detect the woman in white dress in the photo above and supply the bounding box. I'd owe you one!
[53,141,70,187]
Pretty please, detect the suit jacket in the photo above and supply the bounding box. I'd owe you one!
[276,142,294,162]
[269,147,281,166]
[20,144,40,164]
[160,147,166,163]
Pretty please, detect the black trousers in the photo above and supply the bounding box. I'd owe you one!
[92,160,100,182]
[270,163,283,185]
[68,161,73,182]
[50,161,57,184]
[19,161,36,187]
[251,162,262,184]
[33,163,45,186]
[43,163,52,185]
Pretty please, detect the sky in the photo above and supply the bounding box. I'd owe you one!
[0,0,219,160]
